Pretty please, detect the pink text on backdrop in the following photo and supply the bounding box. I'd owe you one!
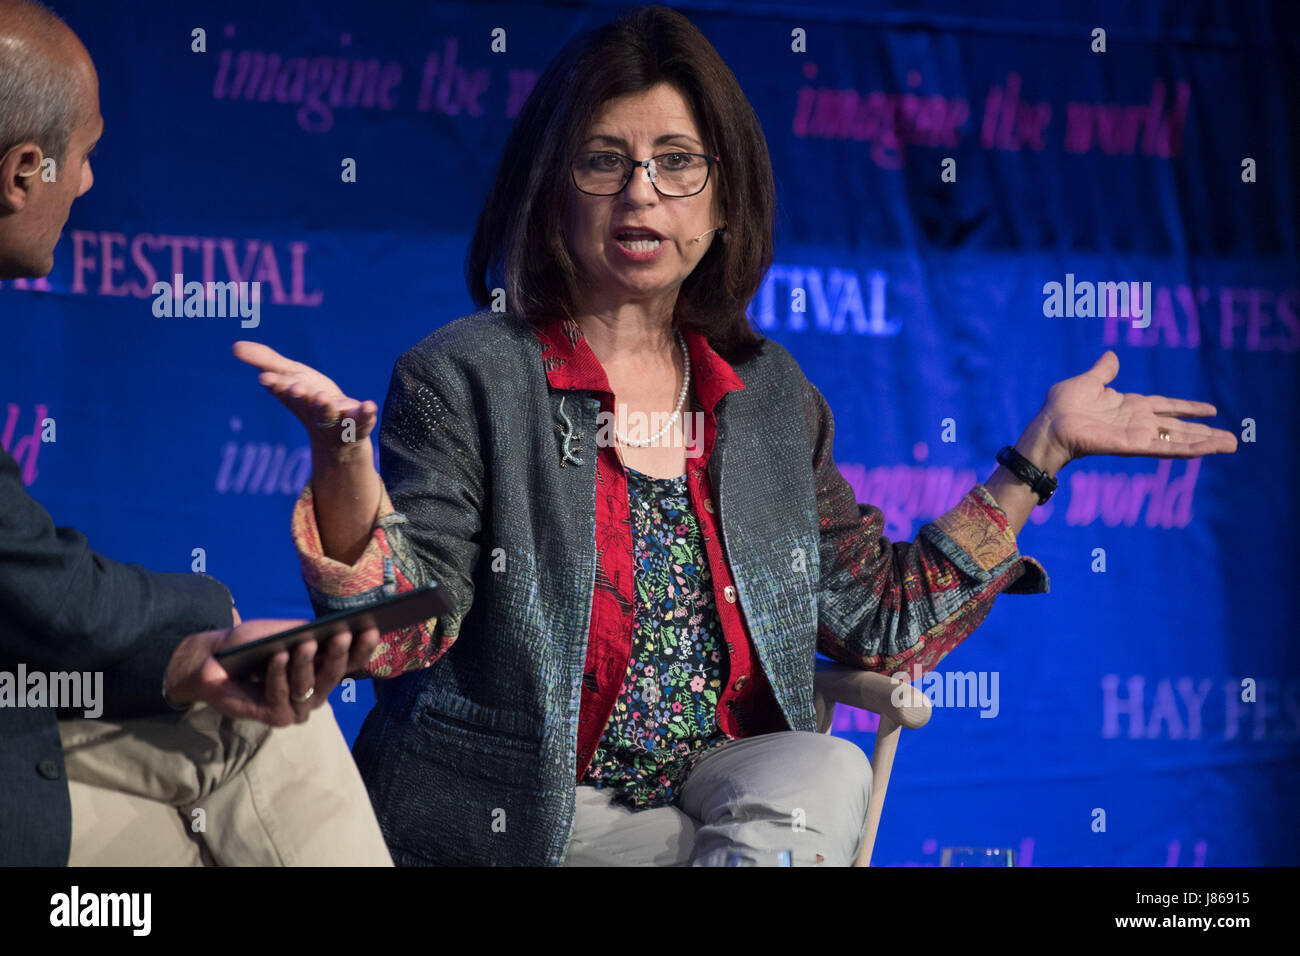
[67,232,322,306]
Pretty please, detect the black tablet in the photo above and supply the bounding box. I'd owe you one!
[213,584,453,681]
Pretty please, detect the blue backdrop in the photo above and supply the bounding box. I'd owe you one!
[2,0,1297,866]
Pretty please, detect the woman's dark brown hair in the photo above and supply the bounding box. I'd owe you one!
[465,4,774,364]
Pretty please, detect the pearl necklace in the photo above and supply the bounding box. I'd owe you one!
[613,328,691,447]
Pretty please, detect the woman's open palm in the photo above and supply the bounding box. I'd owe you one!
[1043,350,1238,462]
[233,341,378,446]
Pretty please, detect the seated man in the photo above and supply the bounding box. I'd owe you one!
[0,0,390,866]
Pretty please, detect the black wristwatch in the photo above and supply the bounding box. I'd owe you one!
[996,445,1058,505]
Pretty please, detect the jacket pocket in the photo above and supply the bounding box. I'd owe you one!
[418,707,541,753]
[418,684,544,743]
[402,688,544,792]
[361,694,547,864]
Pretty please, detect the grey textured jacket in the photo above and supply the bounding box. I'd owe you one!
[295,307,1048,866]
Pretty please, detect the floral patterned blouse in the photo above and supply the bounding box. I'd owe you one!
[579,465,734,809]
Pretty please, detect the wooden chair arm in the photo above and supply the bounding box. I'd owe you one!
[812,659,934,866]
[813,659,933,731]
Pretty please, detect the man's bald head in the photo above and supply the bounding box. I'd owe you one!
[0,0,100,279]
[0,0,93,163]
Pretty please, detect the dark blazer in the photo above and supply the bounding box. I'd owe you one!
[0,448,233,865]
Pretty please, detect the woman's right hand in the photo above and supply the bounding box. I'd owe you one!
[234,341,383,564]
[232,341,379,451]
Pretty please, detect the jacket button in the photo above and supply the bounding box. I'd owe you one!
[732,675,749,692]
[36,758,60,780]
[723,585,736,603]
[703,498,715,514]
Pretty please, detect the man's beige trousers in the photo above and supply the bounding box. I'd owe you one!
[57,702,392,866]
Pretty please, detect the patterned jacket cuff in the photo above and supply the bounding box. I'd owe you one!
[922,482,1050,594]
[292,481,396,596]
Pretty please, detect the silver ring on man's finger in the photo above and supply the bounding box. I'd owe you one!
[292,687,315,703]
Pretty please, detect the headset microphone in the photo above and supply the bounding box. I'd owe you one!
[692,223,726,243]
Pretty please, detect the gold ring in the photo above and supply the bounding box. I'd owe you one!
[292,687,315,703]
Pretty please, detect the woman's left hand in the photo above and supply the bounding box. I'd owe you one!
[1034,350,1239,468]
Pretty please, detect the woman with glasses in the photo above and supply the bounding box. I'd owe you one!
[236,5,1235,866]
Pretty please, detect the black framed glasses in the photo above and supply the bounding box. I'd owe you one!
[571,150,722,198]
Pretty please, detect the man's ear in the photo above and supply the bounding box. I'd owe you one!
[0,142,45,212]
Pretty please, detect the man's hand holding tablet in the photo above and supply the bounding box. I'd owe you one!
[163,619,380,727]
[162,586,450,726]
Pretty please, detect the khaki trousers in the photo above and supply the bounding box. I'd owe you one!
[57,701,392,866]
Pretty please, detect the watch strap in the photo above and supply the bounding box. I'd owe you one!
[996,445,1058,505]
